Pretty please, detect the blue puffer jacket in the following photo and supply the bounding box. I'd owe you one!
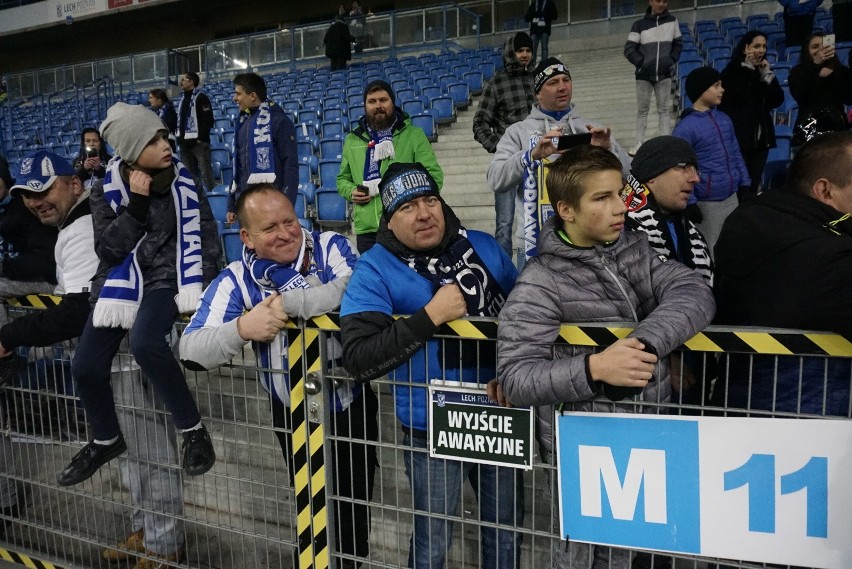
[672,107,750,203]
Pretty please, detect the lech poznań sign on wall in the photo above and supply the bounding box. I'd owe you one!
[556,413,852,568]
[428,384,533,470]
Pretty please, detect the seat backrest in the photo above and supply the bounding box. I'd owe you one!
[207,194,230,223]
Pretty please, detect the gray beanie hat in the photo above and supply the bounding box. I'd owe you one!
[631,136,698,183]
[100,102,167,164]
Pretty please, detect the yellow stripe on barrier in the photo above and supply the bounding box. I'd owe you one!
[5,294,62,309]
[682,333,724,353]
[806,333,852,356]
[446,319,489,339]
[308,313,340,331]
[557,326,598,346]
[736,332,794,355]
[0,546,65,569]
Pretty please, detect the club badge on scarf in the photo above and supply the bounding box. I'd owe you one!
[241,101,276,185]
[93,157,204,329]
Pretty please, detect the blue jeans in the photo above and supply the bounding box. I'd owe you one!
[531,32,550,63]
[494,188,516,258]
[72,288,202,440]
[403,434,524,569]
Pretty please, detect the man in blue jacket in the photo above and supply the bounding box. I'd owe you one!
[624,0,683,154]
[340,162,523,569]
[227,72,298,222]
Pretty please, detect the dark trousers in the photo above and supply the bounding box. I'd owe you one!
[743,147,769,198]
[72,288,202,440]
[329,57,348,71]
[355,232,377,255]
[272,384,379,563]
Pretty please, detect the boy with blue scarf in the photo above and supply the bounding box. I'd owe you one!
[59,103,221,487]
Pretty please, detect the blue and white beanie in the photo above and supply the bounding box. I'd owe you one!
[379,162,439,219]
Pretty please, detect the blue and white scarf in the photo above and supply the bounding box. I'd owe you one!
[361,116,397,196]
[243,231,354,410]
[235,101,277,188]
[93,157,204,329]
[179,91,201,140]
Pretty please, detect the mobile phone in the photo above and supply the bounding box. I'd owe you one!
[551,132,592,150]
[823,34,836,48]
[85,146,98,158]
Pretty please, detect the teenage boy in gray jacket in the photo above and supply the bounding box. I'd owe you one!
[496,145,714,569]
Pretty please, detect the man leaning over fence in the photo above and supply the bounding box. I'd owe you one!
[497,146,714,569]
[180,185,377,569]
[713,131,852,416]
[0,150,186,567]
[340,162,523,569]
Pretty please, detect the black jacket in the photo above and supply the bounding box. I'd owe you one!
[525,0,558,36]
[177,89,215,144]
[718,63,785,154]
[324,19,354,60]
[789,60,852,136]
[0,198,93,350]
[0,196,58,283]
[715,191,852,338]
[89,163,220,301]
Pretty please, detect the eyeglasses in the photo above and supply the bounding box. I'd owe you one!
[674,163,700,176]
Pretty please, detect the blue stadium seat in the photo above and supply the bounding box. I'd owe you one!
[295,190,308,219]
[209,184,230,195]
[322,120,346,139]
[746,14,770,30]
[463,71,484,95]
[299,218,314,231]
[298,181,317,205]
[221,229,243,264]
[315,187,349,227]
[430,96,454,124]
[297,140,314,159]
[210,148,231,168]
[207,194,229,223]
[320,138,343,159]
[318,159,341,188]
[411,113,437,143]
[768,134,791,163]
[221,166,234,187]
[299,162,312,185]
[447,83,470,110]
[403,99,426,116]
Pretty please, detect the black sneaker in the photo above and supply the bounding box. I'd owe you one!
[181,425,215,476]
[0,353,25,387]
[57,437,127,487]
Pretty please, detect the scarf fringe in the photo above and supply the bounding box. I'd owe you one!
[373,139,395,161]
[363,178,381,197]
[176,286,203,314]
[93,302,139,330]
[247,172,277,185]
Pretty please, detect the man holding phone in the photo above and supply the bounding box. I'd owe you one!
[487,57,631,267]
[337,81,443,253]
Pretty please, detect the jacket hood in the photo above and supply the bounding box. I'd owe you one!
[502,33,533,73]
[715,191,852,277]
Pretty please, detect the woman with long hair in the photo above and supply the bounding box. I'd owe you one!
[718,30,785,198]
[789,33,852,146]
[73,127,111,189]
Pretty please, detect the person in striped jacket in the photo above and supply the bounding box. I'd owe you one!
[180,185,377,569]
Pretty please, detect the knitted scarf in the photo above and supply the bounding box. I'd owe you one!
[361,114,397,196]
[236,101,277,186]
[243,231,355,410]
[179,91,201,140]
[93,157,204,328]
[622,173,714,286]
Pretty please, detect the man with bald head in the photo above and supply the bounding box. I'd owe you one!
[180,185,378,569]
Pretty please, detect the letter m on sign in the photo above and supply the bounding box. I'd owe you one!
[556,414,701,554]
[579,446,667,523]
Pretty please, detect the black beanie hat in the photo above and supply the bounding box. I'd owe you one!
[513,32,534,52]
[631,136,698,183]
[364,80,395,105]
[685,66,721,104]
[533,57,571,94]
[379,162,439,219]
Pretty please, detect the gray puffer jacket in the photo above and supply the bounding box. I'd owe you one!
[89,162,220,301]
[497,216,715,453]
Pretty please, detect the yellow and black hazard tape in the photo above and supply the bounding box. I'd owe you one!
[0,546,67,569]
[300,315,852,357]
[288,327,329,569]
[5,294,62,309]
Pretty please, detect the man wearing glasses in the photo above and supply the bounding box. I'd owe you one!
[621,135,713,285]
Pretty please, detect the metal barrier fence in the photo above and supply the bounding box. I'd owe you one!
[0,303,850,569]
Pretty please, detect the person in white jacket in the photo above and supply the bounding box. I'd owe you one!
[487,57,632,268]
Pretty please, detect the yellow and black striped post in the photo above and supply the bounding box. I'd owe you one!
[288,324,329,569]
[0,545,67,569]
[5,294,62,309]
